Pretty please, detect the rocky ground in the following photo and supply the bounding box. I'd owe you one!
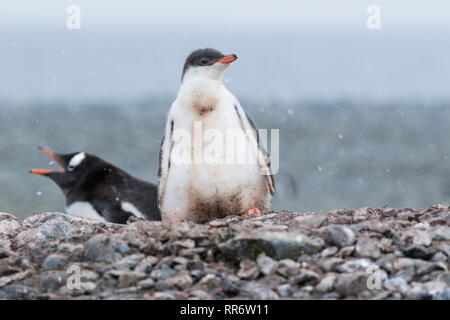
[0,205,449,300]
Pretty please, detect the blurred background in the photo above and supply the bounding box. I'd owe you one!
[1,1,449,219]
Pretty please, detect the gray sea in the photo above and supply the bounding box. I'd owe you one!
[1,24,450,219]
[1,99,449,220]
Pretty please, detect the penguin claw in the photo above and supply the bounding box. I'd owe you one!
[242,207,262,218]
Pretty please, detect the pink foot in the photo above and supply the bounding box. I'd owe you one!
[242,207,262,218]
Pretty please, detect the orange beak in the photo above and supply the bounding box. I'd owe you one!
[29,169,54,175]
[216,54,238,64]
[29,147,65,175]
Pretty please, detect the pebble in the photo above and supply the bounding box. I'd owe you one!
[138,278,155,290]
[256,254,278,276]
[276,259,301,277]
[315,273,336,293]
[83,234,129,263]
[355,238,381,259]
[321,246,338,257]
[150,264,176,280]
[1,208,448,300]
[237,259,259,279]
[324,226,355,248]
[242,281,279,299]
[402,245,433,260]
[339,245,355,258]
[336,258,372,273]
[335,273,369,296]
[292,270,319,285]
[39,272,68,291]
[42,254,66,271]
[0,285,39,299]
[117,271,147,288]
[321,257,344,272]
[276,284,291,297]
[384,277,409,292]
[166,273,193,290]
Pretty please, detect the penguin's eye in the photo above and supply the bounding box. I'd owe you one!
[200,59,209,66]
[68,165,75,172]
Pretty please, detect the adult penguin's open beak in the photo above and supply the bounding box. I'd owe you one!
[29,147,65,175]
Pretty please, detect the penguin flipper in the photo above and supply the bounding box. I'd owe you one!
[234,103,276,195]
[157,118,174,210]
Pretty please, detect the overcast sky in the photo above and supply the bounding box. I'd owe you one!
[1,1,450,29]
[1,1,449,101]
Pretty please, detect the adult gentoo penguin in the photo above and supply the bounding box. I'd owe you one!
[158,48,275,223]
[30,147,161,224]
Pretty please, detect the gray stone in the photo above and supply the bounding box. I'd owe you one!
[291,213,327,230]
[324,226,355,248]
[0,213,25,238]
[404,281,447,299]
[118,271,147,288]
[42,254,66,271]
[39,271,68,291]
[430,226,450,241]
[339,245,355,258]
[315,274,336,293]
[432,252,447,262]
[393,266,415,283]
[256,254,278,276]
[321,257,344,272]
[276,259,300,277]
[218,232,323,262]
[152,292,176,300]
[438,243,450,257]
[0,285,39,299]
[335,272,368,296]
[166,273,193,290]
[384,277,409,292]
[401,230,432,247]
[81,270,99,282]
[83,234,129,263]
[434,288,450,300]
[0,270,33,288]
[81,281,97,292]
[199,274,222,291]
[138,278,155,289]
[112,253,144,270]
[135,256,159,273]
[150,264,176,280]
[321,246,338,257]
[336,258,372,273]
[237,259,259,279]
[57,242,84,254]
[355,238,381,259]
[276,284,291,297]
[292,270,319,285]
[402,245,433,260]
[393,257,415,271]
[0,248,13,259]
[242,281,279,299]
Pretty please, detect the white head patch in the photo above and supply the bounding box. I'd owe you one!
[68,152,86,170]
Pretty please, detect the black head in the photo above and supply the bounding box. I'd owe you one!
[181,48,237,81]
[29,147,109,195]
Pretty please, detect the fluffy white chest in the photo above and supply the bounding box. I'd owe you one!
[162,79,268,220]
[66,201,106,222]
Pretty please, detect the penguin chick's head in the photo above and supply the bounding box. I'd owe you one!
[182,48,237,82]
[29,147,103,195]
